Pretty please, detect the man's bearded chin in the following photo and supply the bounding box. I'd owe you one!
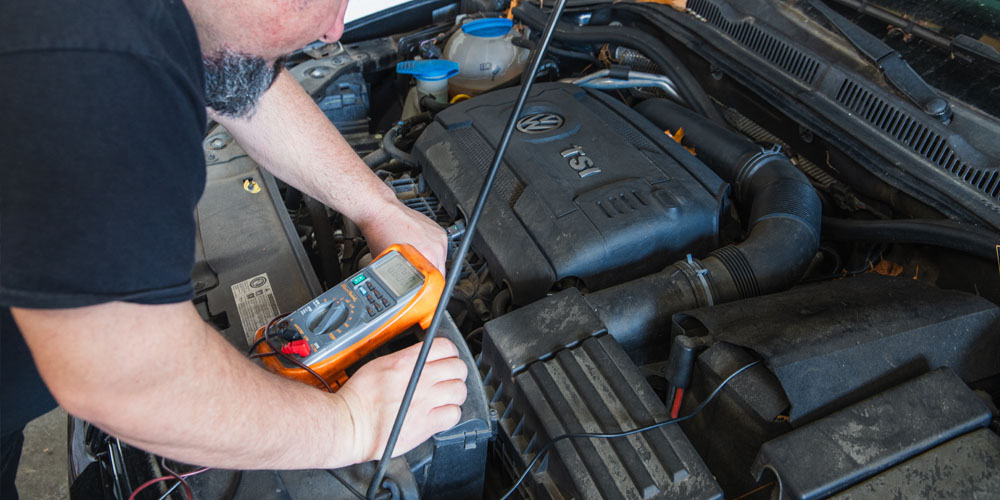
[202,50,284,119]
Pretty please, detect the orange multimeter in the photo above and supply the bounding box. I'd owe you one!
[252,244,444,389]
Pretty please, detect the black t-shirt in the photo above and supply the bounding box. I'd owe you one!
[0,0,206,435]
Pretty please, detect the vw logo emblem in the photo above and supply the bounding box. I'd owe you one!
[516,113,564,134]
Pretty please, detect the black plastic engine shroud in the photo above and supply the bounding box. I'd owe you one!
[414,83,729,304]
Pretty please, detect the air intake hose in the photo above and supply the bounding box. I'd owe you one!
[586,99,821,351]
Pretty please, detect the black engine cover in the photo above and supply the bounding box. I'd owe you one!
[415,83,727,303]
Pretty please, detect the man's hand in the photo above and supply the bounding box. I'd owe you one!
[211,70,448,274]
[356,200,448,273]
[337,338,468,462]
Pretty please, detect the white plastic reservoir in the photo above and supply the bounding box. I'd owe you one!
[443,18,530,97]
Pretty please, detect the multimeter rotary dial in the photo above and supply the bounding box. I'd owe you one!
[305,299,351,334]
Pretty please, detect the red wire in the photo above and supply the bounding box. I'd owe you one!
[261,313,334,393]
[670,387,684,419]
[160,457,194,500]
[127,466,210,500]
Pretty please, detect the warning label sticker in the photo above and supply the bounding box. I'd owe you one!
[231,273,280,345]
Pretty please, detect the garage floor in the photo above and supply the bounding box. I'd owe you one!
[15,407,69,500]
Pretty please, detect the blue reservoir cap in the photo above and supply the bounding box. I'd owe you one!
[462,18,513,38]
[396,59,460,82]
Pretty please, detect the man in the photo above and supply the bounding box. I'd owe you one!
[0,0,468,497]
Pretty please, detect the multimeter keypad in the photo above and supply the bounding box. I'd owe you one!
[360,280,394,318]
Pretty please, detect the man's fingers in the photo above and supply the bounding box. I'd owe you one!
[426,405,462,430]
[390,403,461,459]
[412,378,466,414]
[423,338,460,363]
[427,244,447,275]
[390,337,457,370]
[357,200,448,275]
[416,241,446,275]
[432,257,446,275]
[426,379,467,409]
[418,357,468,387]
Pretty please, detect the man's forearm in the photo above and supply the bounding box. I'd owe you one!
[15,302,363,470]
[212,70,393,228]
[211,69,449,271]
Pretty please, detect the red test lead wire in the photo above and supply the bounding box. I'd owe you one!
[670,388,684,419]
[281,340,311,357]
[127,466,210,500]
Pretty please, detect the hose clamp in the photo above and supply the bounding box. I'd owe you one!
[679,254,715,307]
[736,144,784,201]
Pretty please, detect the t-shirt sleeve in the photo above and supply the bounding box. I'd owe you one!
[0,50,207,308]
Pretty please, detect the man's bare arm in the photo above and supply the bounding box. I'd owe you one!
[212,70,448,271]
[13,302,466,469]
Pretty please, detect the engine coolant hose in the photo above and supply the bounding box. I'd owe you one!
[364,112,434,169]
[419,94,450,113]
[587,98,822,350]
[362,148,390,169]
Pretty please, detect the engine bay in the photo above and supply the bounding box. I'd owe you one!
[69,0,1000,498]
[417,83,728,303]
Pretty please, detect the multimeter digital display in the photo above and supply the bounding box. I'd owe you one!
[253,244,444,389]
